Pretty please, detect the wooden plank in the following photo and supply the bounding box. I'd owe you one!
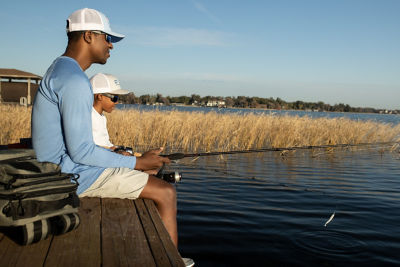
[101,198,156,267]
[144,199,185,267]
[135,199,172,267]
[0,227,51,267]
[44,197,101,267]
[0,197,184,267]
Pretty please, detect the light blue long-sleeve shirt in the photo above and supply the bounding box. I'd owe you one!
[32,56,136,194]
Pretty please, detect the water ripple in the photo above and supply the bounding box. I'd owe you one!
[292,230,367,259]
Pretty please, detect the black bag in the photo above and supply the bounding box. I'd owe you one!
[0,149,80,245]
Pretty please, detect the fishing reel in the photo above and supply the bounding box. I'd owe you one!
[157,171,182,183]
[156,164,182,183]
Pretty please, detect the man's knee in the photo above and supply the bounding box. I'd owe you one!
[142,176,177,204]
[161,182,177,204]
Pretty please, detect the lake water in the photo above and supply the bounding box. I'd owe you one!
[120,105,400,266]
[117,104,400,125]
[172,147,400,266]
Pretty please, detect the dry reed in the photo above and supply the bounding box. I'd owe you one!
[1,104,399,153]
[0,104,32,144]
[105,109,400,153]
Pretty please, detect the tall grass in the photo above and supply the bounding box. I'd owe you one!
[1,104,399,152]
[0,104,32,144]
[105,109,400,152]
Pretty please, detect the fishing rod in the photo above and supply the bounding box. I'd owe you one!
[156,141,397,183]
[161,141,397,160]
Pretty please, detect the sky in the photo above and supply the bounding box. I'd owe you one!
[1,0,399,109]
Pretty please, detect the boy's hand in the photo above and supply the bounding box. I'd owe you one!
[134,147,170,172]
[115,150,132,156]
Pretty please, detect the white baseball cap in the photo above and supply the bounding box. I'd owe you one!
[90,73,129,95]
[66,8,125,43]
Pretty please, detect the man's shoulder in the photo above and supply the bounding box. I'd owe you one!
[50,56,85,78]
[45,56,90,91]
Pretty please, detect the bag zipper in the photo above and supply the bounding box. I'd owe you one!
[0,183,78,200]
[1,173,77,190]
[2,175,74,190]
[11,171,62,179]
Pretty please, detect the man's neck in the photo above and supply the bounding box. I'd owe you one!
[63,45,92,71]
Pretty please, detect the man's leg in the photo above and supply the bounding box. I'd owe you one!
[79,168,178,247]
[139,176,178,247]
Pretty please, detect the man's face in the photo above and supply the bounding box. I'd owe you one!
[90,31,113,64]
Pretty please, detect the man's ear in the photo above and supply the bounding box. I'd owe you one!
[83,31,93,44]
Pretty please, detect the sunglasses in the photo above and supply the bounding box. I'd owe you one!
[101,93,119,103]
[91,31,112,43]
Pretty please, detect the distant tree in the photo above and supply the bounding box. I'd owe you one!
[179,96,190,104]
[235,96,248,108]
[249,97,259,108]
[139,94,154,105]
[316,101,325,111]
[155,93,170,105]
[189,94,201,105]
[294,101,304,110]
[133,93,380,114]
[155,93,163,103]
[124,92,138,104]
[225,97,234,107]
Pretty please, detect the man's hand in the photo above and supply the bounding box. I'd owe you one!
[134,147,170,172]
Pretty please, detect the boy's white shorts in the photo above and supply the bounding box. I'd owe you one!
[79,167,149,199]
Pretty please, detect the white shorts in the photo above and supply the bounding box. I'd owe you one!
[79,167,149,199]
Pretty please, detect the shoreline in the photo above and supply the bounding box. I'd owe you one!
[117,103,400,116]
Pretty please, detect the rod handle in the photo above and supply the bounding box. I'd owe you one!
[161,153,185,160]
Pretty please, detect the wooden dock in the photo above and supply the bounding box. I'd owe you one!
[0,197,185,267]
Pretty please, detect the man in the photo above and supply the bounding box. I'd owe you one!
[32,8,193,266]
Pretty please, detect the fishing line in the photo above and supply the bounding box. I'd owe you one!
[161,141,397,160]
[177,153,341,227]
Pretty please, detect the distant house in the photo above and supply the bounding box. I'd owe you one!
[0,68,42,105]
[206,100,226,107]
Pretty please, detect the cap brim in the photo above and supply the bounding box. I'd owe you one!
[106,32,125,43]
[110,89,129,95]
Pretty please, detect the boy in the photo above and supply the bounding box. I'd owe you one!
[91,73,126,150]
[90,73,141,156]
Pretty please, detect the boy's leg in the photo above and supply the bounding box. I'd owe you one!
[139,176,178,247]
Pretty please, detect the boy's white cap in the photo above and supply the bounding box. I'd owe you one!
[90,73,129,95]
[66,8,125,43]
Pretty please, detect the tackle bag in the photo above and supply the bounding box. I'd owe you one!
[0,149,80,245]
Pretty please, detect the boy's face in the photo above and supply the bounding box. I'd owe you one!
[99,94,117,113]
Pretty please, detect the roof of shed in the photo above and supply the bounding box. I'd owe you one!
[0,68,42,80]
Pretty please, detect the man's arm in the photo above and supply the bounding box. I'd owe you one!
[59,77,136,169]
